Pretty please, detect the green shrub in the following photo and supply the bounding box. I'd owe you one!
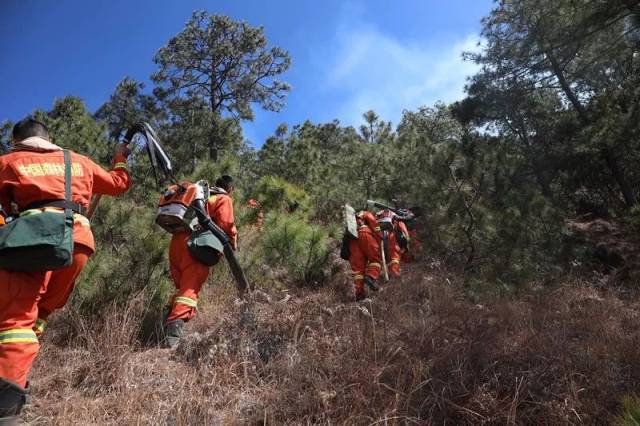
[616,394,640,426]
[261,212,332,287]
[253,176,311,216]
[72,198,172,333]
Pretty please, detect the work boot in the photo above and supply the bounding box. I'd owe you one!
[164,319,185,349]
[0,378,29,425]
[364,276,379,292]
[355,291,366,302]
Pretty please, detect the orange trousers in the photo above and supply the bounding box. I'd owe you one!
[0,244,92,387]
[348,228,382,297]
[384,230,402,278]
[401,230,422,263]
[166,232,210,324]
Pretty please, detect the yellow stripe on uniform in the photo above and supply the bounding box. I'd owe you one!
[20,207,65,217]
[0,329,38,344]
[74,214,90,227]
[353,274,365,280]
[20,209,90,227]
[113,162,129,171]
[175,296,198,308]
[389,259,400,265]
[369,262,381,270]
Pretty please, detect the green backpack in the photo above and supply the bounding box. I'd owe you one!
[0,150,75,272]
[187,229,224,266]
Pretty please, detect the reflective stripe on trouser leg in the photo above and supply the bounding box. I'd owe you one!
[174,296,198,308]
[388,259,401,277]
[167,296,199,324]
[367,262,381,280]
[0,331,39,387]
[352,274,365,295]
[0,330,38,345]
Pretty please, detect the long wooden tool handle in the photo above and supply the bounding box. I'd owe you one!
[380,236,389,282]
[87,194,103,219]
[222,244,251,296]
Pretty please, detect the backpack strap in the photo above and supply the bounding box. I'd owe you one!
[24,200,86,216]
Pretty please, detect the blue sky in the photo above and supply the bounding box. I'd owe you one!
[0,0,493,147]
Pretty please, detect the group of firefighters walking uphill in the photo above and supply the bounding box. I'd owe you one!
[0,118,420,422]
[341,206,415,301]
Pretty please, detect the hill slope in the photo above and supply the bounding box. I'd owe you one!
[23,256,640,425]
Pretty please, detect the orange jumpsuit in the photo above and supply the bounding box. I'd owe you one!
[401,228,421,263]
[377,210,401,278]
[247,198,264,227]
[166,191,237,324]
[377,210,412,276]
[0,147,130,387]
[348,211,382,298]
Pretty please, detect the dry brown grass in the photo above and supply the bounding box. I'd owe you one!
[21,257,640,425]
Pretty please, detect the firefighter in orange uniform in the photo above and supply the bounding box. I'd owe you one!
[164,175,237,348]
[0,118,131,419]
[376,209,410,278]
[349,210,382,301]
[246,198,264,227]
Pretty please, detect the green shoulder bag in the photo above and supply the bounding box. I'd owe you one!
[0,150,75,272]
[187,229,224,266]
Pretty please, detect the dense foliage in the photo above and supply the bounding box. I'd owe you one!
[1,1,639,303]
[3,3,640,423]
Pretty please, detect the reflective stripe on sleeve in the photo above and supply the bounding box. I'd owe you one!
[368,262,381,270]
[113,162,129,171]
[353,274,365,280]
[0,329,38,344]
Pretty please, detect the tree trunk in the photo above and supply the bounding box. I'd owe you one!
[545,49,636,207]
[209,78,219,162]
[602,147,636,207]
[209,129,219,162]
[545,50,590,124]
[534,166,554,199]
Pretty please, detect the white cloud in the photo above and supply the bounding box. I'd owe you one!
[322,23,482,127]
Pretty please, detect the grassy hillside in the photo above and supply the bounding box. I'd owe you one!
[22,224,640,424]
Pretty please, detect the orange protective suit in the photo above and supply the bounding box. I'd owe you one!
[348,211,382,298]
[0,145,130,387]
[401,228,421,263]
[376,210,400,277]
[247,198,264,227]
[166,190,237,324]
[377,210,411,277]
[384,230,402,277]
